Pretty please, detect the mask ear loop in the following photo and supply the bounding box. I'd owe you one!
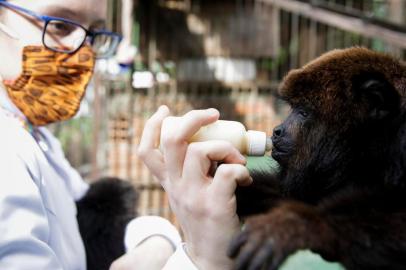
[0,22,19,40]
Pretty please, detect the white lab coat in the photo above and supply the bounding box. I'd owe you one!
[0,91,197,270]
[0,92,88,269]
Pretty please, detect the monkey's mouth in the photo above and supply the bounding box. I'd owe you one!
[271,144,290,162]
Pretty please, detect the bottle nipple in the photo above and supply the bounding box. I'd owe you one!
[246,131,272,156]
[266,136,273,151]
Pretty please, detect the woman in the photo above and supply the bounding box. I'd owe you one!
[0,1,179,269]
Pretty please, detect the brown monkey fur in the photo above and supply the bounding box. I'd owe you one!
[231,47,406,270]
[282,48,406,123]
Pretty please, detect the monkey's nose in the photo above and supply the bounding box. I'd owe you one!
[273,125,283,137]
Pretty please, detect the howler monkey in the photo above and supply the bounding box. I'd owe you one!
[231,47,406,270]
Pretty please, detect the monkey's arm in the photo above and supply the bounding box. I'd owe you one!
[235,170,281,218]
[230,188,406,270]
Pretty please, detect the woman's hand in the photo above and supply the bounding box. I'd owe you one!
[137,106,252,270]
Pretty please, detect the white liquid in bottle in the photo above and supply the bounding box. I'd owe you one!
[188,120,272,156]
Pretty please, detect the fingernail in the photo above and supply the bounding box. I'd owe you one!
[158,105,169,113]
[206,108,219,116]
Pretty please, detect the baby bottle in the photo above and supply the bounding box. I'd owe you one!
[188,120,272,156]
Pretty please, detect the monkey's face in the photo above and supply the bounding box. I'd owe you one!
[273,76,401,172]
[270,103,333,172]
[271,106,311,165]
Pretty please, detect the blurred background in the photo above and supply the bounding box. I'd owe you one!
[50,0,406,225]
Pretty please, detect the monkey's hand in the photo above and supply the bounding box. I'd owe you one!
[228,201,337,270]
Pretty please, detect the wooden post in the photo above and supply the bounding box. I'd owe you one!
[309,19,317,59]
[271,6,280,81]
[290,13,299,70]
[389,0,405,24]
[387,0,405,56]
[90,72,102,180]
[121,0,134,41]
[148,0,157,69]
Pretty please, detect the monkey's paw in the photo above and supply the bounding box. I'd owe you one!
[228,203,330,270]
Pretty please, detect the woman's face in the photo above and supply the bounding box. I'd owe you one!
[0,0,107,80]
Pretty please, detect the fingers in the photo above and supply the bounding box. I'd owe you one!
[180,139,250,199]
[228,231,249,258]
[234,237,261,270]
[248,239,274,270]
[160,109,220,180]
[138,106,250,198]
[182,140,246,185]
[139,105,170,150]
[179,108,220,139]
[137,105,170,181]
[209,163,252,199]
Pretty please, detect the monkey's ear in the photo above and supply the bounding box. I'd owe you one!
[355,74,400,121]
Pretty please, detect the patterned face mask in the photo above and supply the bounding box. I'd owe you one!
[3,45,95,126]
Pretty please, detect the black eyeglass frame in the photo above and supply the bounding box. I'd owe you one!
[0,0,122,58]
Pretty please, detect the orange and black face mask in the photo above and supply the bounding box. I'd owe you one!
[4,45,95,126]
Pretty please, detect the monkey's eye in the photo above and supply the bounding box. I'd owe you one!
[298,110,309,118]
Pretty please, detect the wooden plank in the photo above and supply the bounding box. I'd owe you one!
[259,0,406,49]
[388,0,405,25]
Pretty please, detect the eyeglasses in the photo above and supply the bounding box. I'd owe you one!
[0,0,122,58]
